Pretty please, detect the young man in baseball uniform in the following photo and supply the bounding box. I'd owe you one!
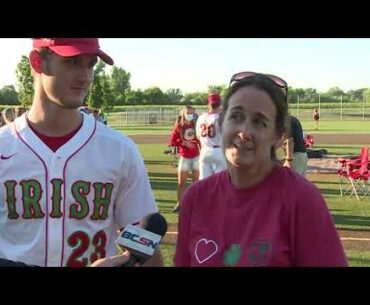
[0,38,163,267]
[196,93,227,180]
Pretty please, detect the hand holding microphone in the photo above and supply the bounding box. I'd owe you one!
[115,213,168,267]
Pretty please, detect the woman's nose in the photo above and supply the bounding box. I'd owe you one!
[237,130,251,142]
[237,122,253,142]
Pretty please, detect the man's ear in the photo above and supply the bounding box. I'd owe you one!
[29,50,43,74]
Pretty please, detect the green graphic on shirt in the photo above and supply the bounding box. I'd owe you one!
[223,244,242,267]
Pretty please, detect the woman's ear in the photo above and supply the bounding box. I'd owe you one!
[29,50,43,74]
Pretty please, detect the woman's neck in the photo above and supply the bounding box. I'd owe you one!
[228,161,275,189]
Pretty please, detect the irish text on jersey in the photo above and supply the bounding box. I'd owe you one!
[4,179,114,220]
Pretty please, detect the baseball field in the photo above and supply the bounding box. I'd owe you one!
[115,119,370,267]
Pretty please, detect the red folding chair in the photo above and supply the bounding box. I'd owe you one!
[338,147,369,200]
[305,135,314,149]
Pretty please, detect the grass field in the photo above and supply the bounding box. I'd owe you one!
[117,125,175,136]
[300,120,370,134]
[133,141,370,267]
[115,124,370,266]
[114,120,370,136]
[315,144,365,156]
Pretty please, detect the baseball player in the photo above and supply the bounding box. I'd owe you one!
[0,38,162,267]
[196,93,227,179]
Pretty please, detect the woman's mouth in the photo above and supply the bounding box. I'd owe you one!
[232,142,253,151]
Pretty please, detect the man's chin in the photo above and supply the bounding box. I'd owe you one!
[63,99,84,109]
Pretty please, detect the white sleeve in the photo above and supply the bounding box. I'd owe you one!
[113,138,158,228]
[195,114,203,140]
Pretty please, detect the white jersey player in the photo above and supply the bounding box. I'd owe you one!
[0,38,162,267]
[196,93,227,179]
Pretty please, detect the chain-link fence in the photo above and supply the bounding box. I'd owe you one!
[289,93,370,121]
[106,94,370,128]
[107,106,209,128]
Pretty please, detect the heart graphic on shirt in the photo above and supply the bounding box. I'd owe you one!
[195,238,218,264]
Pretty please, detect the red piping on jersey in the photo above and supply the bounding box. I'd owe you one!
[60,119,97,267]
[14,123,50,267]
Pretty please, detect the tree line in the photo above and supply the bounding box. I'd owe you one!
[0,55,369,108]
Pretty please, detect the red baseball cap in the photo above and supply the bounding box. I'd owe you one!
[208,93,221,106]
[32,38,114,65]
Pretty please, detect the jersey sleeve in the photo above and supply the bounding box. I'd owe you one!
[195,115,203,140]
[293,182,348,266]
[113,138,158,228]
[169,126,181,147]
[174,187,194,266]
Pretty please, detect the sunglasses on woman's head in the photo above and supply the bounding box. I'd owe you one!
[228,71,288,96]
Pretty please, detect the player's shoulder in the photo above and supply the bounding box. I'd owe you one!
[94,122,136,148]
[79,114,139,161]
[196,112,208,122]
[0,122,16,139]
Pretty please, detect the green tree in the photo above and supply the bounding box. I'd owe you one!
[363,88,370,103]
[126,89,144,105]
[304,88,318,103]
[347,88,366,102]
[100,74,115,111]
[0,85,19,105]
[143,87,164,104]
[16,55,34,107]
[207,84,227,98]
[327,87,345,97]
[182,92,208,105]
[165,88,183,104]
[110,66,131,106]
[86,60,110,109]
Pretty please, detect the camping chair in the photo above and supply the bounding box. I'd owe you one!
[338,147,370,201]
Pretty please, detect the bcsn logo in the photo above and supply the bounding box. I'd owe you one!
[116,225,162,256]
[121,231,158,249]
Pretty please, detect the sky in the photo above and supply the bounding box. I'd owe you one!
[0,38,370,94]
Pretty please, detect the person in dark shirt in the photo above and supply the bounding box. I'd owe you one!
[283,115,308,176]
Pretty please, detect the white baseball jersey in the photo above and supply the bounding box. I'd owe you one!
[195,112,222,148]
[0,113,158,267]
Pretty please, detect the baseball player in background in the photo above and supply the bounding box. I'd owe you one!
[0,38,163,267]
[196,93,227,179]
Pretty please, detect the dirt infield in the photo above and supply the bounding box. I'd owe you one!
[130,133,369,175]
[129,133,370,145]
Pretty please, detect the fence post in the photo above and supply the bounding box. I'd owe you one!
[340,95,343,120]
[297,94,300,119]
[363,93,366,120]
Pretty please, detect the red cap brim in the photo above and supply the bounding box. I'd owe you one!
[49,44,114,65]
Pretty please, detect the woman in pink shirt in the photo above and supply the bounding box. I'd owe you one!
[174,72,348,267]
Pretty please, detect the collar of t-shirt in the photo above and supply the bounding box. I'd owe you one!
[27,118,83,152]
